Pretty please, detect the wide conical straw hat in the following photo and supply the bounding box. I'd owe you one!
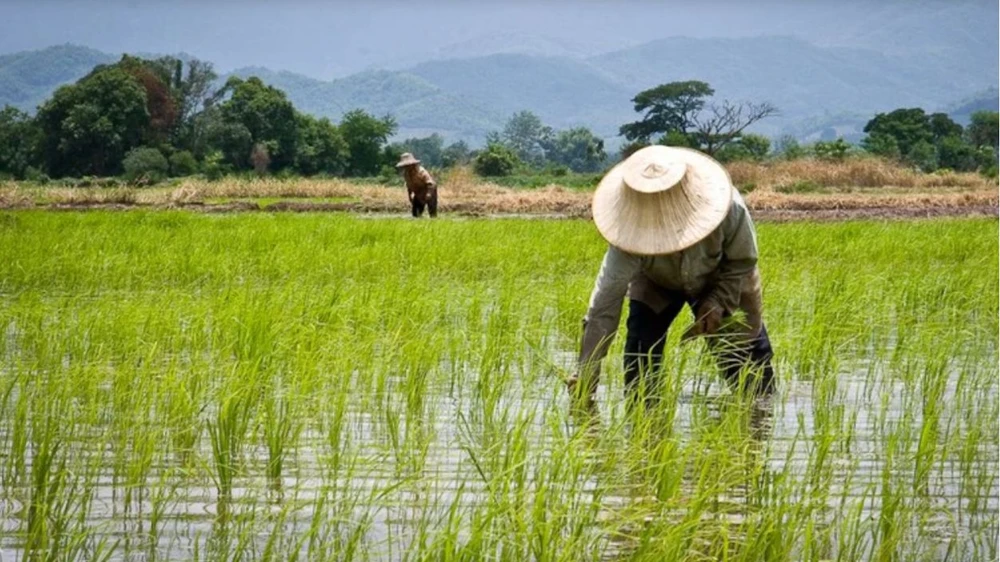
[592,145,733,255]
[395,152,421,168]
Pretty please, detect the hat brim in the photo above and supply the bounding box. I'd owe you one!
[592,147,733,255]
[395,159,421,168]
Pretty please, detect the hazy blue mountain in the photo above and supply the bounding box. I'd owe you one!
[589,35,996,134]
[0,44,114,111]
[946,87,1000,124]
[225,67,504,141]
[406,54,631,136]
[1,29,996,146]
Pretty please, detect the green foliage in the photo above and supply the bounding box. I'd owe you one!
[928,112,963,142]
[0,105,41,178]
[392,133,445,168]
[812,138,852,162]
[202,151,227,181]
[775,135,806,160]
[863,108,934,158]
[168,150,198,177]
[546,127,606,172]
[657,130,694,148]
[974,146,998,176]
[906,140,938,172]
[340,109,397,176]
[294,114,348,176]
[206,115,253,169]
[775,179,822,193]
[618,141,650,161]
[489,171,601,189]
[500,110,553,166]
[861,133,901,160]
[122,146,169,183]
[620,80,713,142]
[35,67,150,177]
[219,77,298,170]
[967,110,999,150]
[716,133,771,163]
[936,135,978,172]
[474,142,520,177]
[441,140,471,167]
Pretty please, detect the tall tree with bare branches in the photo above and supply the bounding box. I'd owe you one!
[690,100,778,155]
[620,80,777,156]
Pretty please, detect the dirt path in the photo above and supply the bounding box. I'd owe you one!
[29,199,998,221]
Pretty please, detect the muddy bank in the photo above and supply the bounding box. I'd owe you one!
[15,199,998,221]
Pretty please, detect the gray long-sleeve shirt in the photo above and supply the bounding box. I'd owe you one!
[579,189,758,374]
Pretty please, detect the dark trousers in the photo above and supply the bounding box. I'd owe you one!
[624,298,774,402]
[411,190,438,218]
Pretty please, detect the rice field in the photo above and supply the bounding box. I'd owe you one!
[0,211,996,561]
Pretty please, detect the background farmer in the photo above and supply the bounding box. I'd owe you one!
[396,152,438,218]
[571,145,774,409]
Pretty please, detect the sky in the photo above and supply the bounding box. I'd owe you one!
[1,1,996,78]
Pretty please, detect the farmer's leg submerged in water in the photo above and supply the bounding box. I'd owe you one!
[711,322,774,394]
[623,298,684,408]
[704,269,774,394]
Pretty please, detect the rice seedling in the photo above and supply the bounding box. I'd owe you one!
[0,210,995,561]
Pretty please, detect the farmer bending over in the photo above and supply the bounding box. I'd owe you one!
[570,146,774,409]
[396,152,438,218]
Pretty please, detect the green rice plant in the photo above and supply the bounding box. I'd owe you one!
[0,211,995,561]
[206,388,254,518]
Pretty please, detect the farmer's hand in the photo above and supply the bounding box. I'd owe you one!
[683,301,723,340]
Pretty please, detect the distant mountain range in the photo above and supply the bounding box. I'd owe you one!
[2,26,996,147]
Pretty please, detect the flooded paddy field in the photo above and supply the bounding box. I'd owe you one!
[0,212,996,561]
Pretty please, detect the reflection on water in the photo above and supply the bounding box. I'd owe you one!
[0,360,997,561]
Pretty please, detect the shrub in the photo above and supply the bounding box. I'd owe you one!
[813,138,852,162]
[203,151,227,181]
[474,143,520,177]
[775,180,823,194]
[24,167,49,185]
[122,147,169,184]
[169,150,199,177]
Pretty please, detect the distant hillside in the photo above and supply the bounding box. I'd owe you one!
[946,87,1000,124]
[225,67,504,141]
[0,44,114,111]
[1,36,996,146]
[407,54,631,136]
[588,35,997,137]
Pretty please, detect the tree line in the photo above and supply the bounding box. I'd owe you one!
[0,57,996,183]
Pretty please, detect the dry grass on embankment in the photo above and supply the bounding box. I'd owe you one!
[1,158,996,219]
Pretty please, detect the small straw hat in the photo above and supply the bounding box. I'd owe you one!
[592,145,733,255]
[395,152,421,168]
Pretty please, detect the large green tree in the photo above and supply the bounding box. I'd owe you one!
[547,127,606,172]
[862,108,934,158]
[500,110,553,166]
[294,113,349,176]
[0,106,41,178]
[967,110,999,151]
[620,81,713,142]
[35,67,149,177]
[339,109,397,176]
[620,80,776,155]
[217,76,298,171]
[392,133,445,168]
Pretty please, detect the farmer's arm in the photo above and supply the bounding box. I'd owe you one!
[420,168,436,188]
[578,246,640,381]
[703,199,758,313]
